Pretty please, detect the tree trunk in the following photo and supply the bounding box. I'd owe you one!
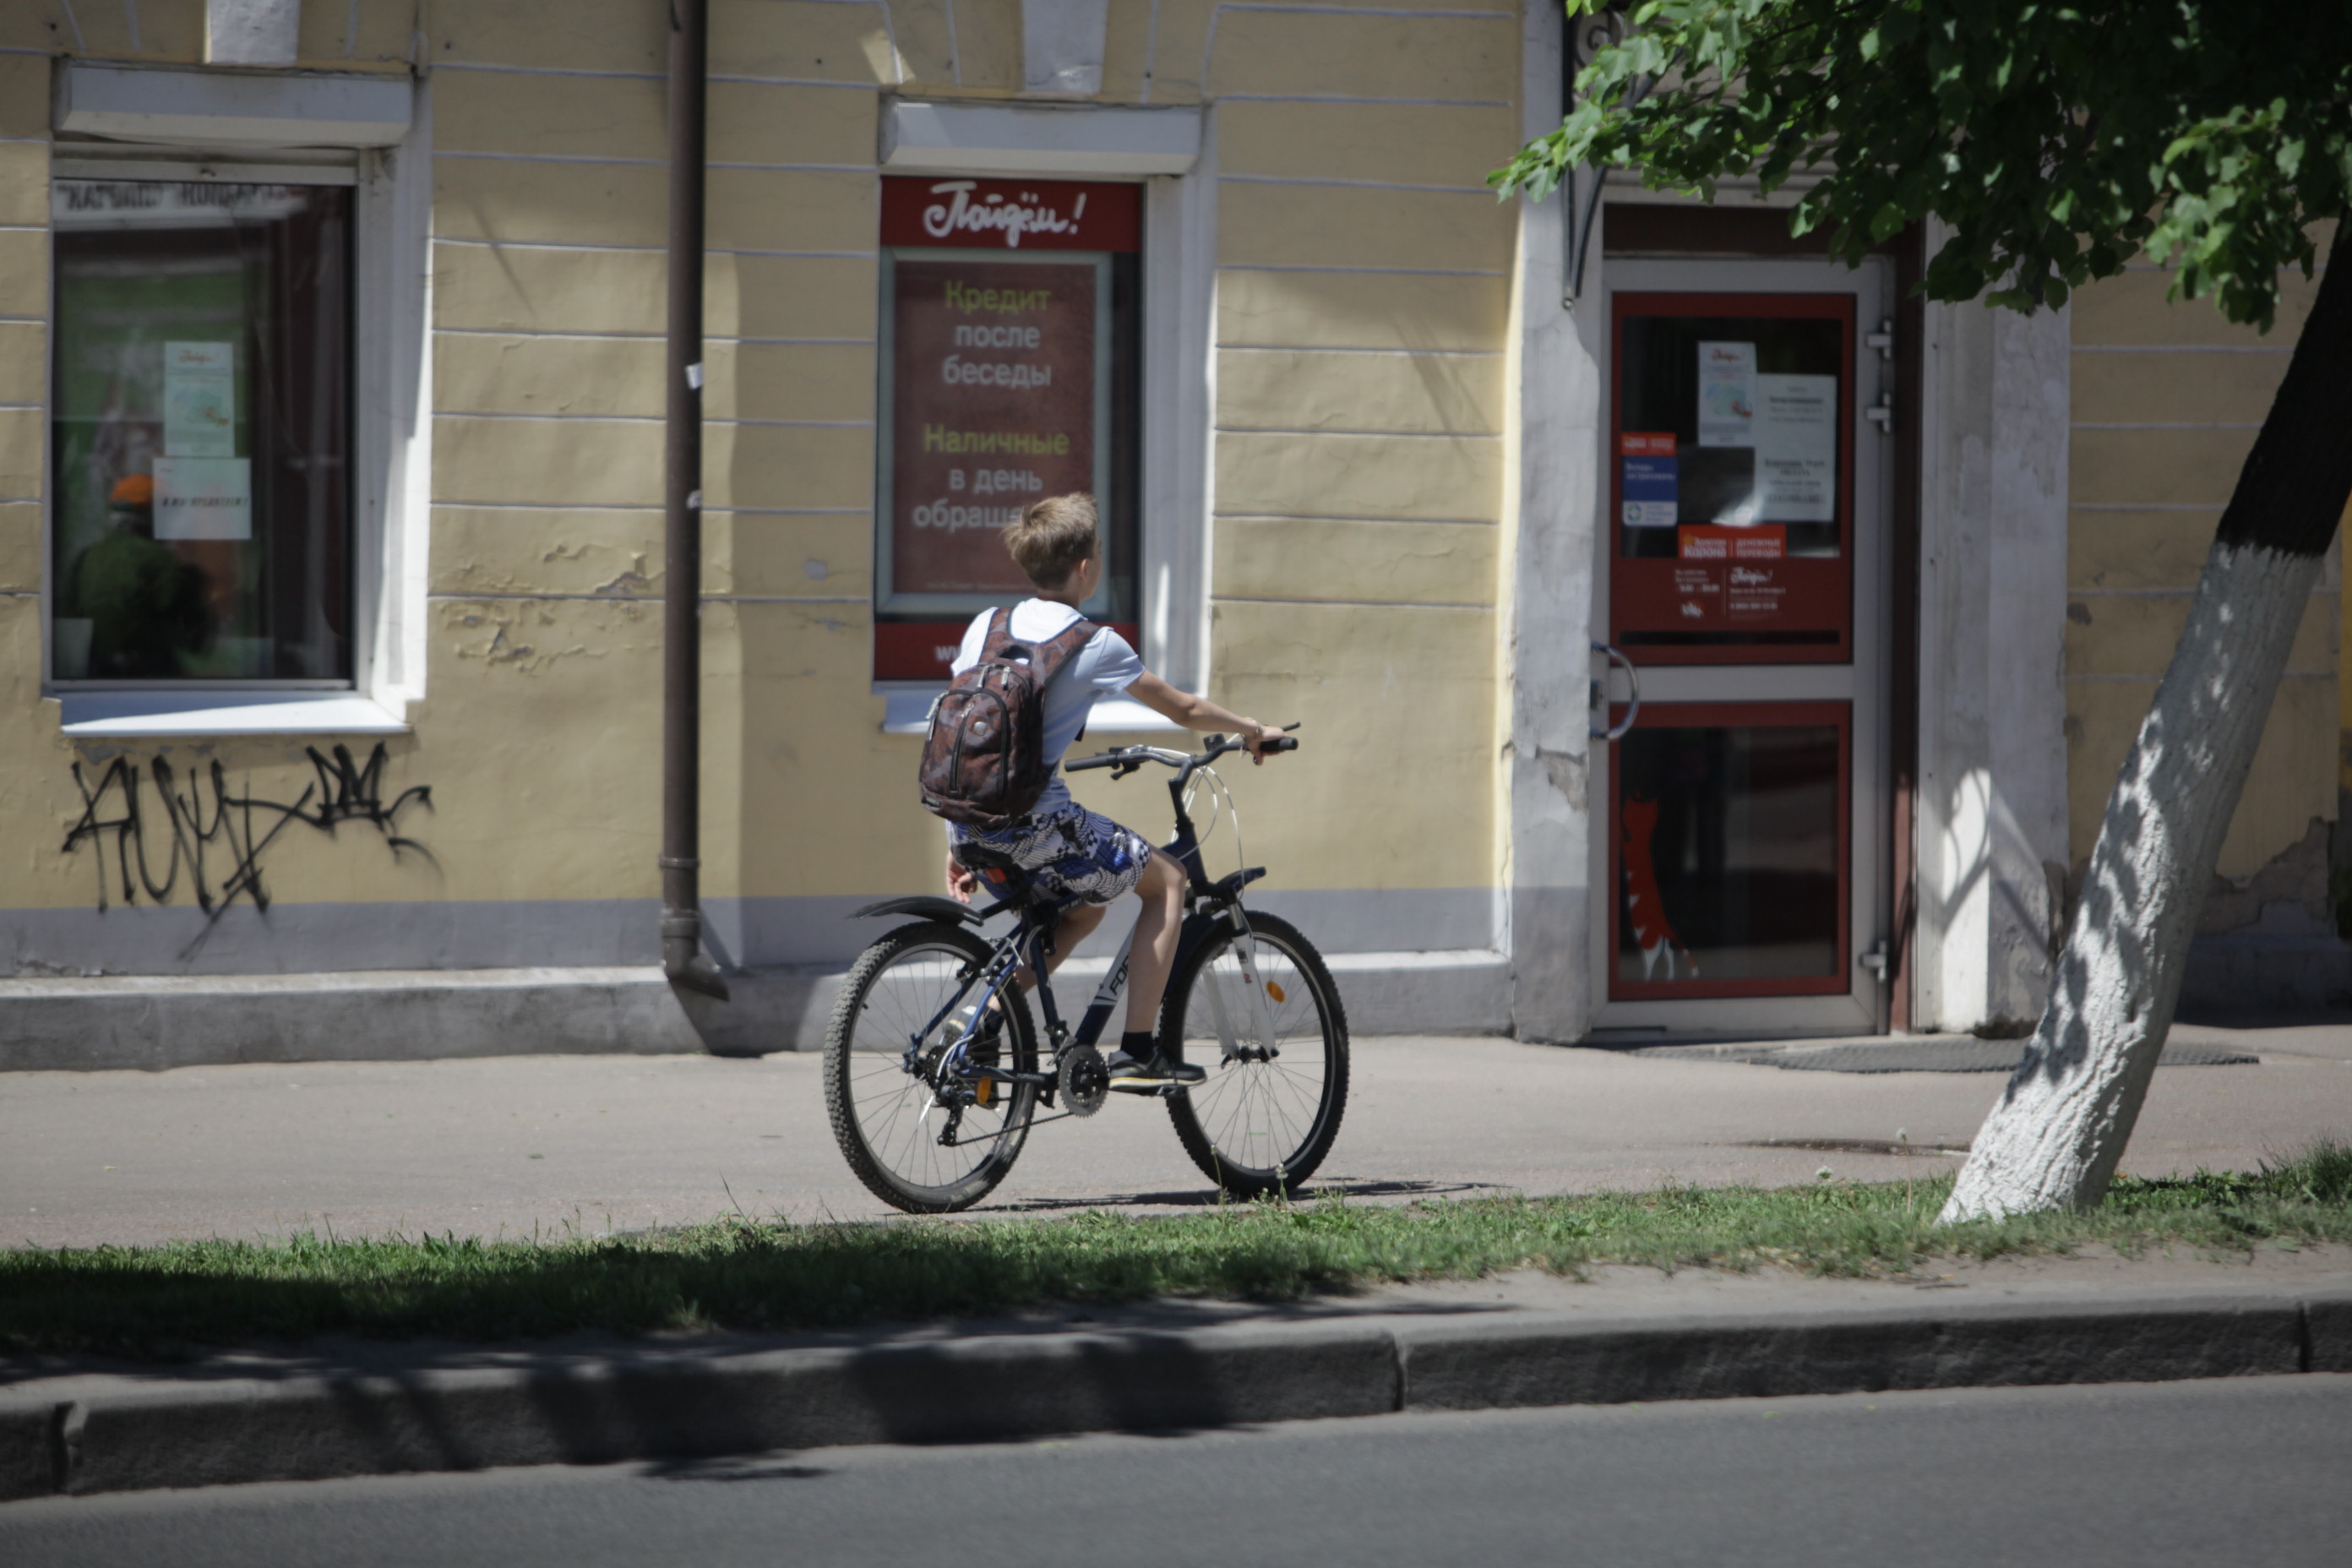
[1941,232,2352,1221]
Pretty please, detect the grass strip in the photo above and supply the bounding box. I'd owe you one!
[5,1144,2348,1359]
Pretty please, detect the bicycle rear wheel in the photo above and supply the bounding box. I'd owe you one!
[1162,911,1348,1198]
[824,922,1039,1213]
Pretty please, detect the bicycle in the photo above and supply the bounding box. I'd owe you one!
[823,729,1350,1215]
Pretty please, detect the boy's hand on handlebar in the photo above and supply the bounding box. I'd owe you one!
[1239,719,1277,765]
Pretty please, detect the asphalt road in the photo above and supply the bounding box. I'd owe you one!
[3,1375,2346,1566]
[5,1025,2348,1245]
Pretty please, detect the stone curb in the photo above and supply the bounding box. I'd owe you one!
[3,1291,2345,1501]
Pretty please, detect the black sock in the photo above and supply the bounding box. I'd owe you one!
[1119,1030,1155,1060]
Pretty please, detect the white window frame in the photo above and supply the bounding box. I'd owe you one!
[43,67,428,739]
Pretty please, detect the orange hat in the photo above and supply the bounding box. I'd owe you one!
[110,474,154,507]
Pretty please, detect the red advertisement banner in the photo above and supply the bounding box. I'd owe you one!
[888,255,1098,596]
[877,620,1142,683]
[1665,525,1793,626]
[881,177,1141,253]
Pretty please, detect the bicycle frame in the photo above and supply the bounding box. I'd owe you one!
[902,753,1279,1108]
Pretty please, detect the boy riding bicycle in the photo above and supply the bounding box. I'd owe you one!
[941,493,1280,1090]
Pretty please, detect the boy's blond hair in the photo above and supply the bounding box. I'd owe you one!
[1004,493,1098,590]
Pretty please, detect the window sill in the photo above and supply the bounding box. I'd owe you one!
[879,690,1185,736]
[57,692,410,739]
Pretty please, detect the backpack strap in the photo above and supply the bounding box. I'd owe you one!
[1027,616,1097,683]
[977,606,1017,662]
[1032,617,1099,744]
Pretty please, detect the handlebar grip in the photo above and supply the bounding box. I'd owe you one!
[1265,736,1298,753]
[1064,753,1119,771]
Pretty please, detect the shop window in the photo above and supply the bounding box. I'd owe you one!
[1609,293,1855,663]
[1609,702,1851,999]
[50,178,352,683]
[873,176,1141,681]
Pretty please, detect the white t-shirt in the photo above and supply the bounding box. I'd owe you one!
[951,600,1142,816]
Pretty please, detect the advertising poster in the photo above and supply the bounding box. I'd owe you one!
[1755,373,1836,521]
[1673,525,1788,624]
[874,177,1141,679]
[887,256,1098,596]
[154,455,253,540]
[162,340,236,457]
[1620,431,1678,527]
[1696,341,1756,448]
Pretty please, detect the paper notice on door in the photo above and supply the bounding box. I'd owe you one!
[162,341,236,458]
[1696,341,1756,448]
[154,456,252,540]
[1756,373,1836,521]
[1620,431,1679,527]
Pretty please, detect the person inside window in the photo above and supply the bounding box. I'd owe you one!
[66,474,214,678]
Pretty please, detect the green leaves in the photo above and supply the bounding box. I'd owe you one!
[1497,0,2352,326]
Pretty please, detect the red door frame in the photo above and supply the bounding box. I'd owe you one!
[1606,700,1854,1001]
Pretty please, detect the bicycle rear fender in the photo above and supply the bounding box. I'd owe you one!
[851,895,984,927]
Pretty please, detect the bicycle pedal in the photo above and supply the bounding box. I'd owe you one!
[1107,1075,1192,1096]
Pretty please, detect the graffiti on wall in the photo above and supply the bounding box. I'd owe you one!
[62,743,433,915]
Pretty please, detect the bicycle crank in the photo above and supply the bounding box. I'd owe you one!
[1058,1044,1108,1117]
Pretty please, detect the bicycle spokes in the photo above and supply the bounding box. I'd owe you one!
[1166,915,1347,1194]
[828,934,1036,1209]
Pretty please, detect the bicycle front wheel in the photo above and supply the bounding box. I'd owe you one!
[1162,912,1349,1198]
[824,922,1039,1213]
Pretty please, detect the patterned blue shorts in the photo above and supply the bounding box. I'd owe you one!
[951,803,1155,906]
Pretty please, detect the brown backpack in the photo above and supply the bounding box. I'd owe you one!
[917,607,1097,830]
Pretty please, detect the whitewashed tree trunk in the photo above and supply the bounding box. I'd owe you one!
[1941,238,2352,1221]
[1940,540,2320,1217]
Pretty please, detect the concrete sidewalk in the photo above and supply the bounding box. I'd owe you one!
[5,1248,2349,1501]
[4,1025,2348,1248]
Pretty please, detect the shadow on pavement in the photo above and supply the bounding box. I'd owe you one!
[982,1177,1504,1213]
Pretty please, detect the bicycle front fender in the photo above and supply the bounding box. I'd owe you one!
[1170,906,1237,977]
[1169,907,1273,1059]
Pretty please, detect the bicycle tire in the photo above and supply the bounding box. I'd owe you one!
[824,922,1039,1213]
[1162,911,1349,1197]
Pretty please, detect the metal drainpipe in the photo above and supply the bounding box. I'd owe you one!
[662,0,728,1001]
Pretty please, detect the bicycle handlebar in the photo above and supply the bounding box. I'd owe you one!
[1066,725,1298,776]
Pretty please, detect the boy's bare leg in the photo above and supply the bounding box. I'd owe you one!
[1006,901,1106,994]
[1122,850,1188,1036]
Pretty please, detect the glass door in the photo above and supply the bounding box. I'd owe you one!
[1593,257,1894,1037]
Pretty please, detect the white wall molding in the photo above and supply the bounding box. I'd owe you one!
[57,692,407,738]
[1142,109,1218,693]
[1503,0,1602,1040]
[207,0,301,66]
[1022,0,1112,94]
[882,101,1200,177]
[354,79,433,715]
[56,63,412,149]
[1914,220,2072,1032]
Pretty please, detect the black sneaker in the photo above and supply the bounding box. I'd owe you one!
[1105,1049,1206,1090]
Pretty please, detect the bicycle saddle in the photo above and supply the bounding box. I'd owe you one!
[951,842,1043,906]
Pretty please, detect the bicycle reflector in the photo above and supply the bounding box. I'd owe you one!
[1266,981,1286,1003]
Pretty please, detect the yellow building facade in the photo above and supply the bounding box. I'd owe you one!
[0,0,2338,1066]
